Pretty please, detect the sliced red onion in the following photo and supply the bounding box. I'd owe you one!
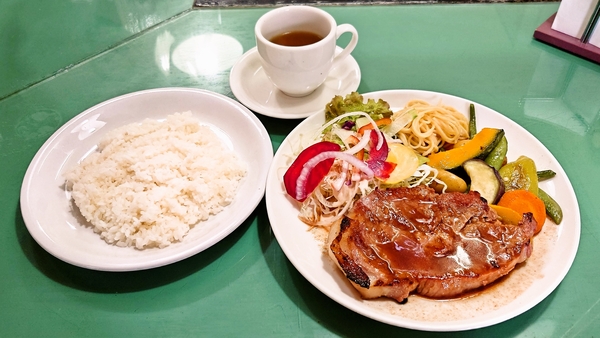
[366,121,384,151]
[342,120,355,130]
[367,130,388,163]
[283,141,340,202]
[375,128,384,150]
[365,131,396,179]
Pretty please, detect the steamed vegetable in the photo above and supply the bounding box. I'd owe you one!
[463,159,504,204]
[498,156,538,194]
[427,128,505,169]
[429,168,468,193]
[497,189,546,234]
[537,170,556,181]
[538,188,563,224]
[484,135,508,170]
[286,91,564,234]
[469,104,477,139]
[490,204,523,225]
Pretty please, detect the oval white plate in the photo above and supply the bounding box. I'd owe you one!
[21,88,273,272]
[265,89,580,331]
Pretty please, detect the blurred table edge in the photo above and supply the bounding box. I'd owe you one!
[193,0,559,8]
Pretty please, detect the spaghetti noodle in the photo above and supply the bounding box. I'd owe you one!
[392,100,469,156]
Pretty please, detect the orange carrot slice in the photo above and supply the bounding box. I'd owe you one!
[496,189,546,234]
[357,117,392,135]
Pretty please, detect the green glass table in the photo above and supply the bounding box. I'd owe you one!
[2,1,600,336]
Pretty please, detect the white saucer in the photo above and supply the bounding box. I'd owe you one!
[229,47,361,119]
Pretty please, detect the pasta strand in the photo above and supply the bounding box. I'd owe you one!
[393,100,469,156]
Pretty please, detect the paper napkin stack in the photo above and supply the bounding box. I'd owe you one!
[533,0,600,64]
[590,22,600,48]
[551,0,599,40]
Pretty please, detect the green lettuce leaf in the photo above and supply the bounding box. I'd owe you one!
[324,92,392,122]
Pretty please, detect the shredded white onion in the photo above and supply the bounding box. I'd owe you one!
[344,129,371,155]
[332,161,349,191]
[295,151,374,200]
[332,127,355,150]
[383,109,413,136]
[317,111,369,135]
[316,112,384,151]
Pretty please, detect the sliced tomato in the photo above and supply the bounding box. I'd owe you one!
[283,141,341,201]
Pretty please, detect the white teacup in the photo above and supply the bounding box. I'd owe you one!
[255,6,359,98]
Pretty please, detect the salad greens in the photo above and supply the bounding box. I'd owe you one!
[324,92,392,123]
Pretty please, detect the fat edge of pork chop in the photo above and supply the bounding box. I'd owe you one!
[328,186,536,303]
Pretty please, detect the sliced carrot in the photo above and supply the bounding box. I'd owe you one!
[355,149,364,161]
[496,190,546,234]
[346,135,360,146]
[345,135,364,161]
[357,117,392,135]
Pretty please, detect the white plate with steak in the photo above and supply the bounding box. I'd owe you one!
[265,89,580,331]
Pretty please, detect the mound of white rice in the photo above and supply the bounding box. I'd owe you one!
[65,112,248,249]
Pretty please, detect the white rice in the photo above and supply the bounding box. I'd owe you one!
[65,112,248,249]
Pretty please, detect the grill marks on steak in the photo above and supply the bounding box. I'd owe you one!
[328,185,536,302]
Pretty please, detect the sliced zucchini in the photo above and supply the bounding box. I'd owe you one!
[463,159,505,204]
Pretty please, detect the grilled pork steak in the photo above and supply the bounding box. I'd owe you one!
[328,185,536,302]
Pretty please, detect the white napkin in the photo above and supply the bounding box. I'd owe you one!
[589,20,600,48]
[551,0,599,39]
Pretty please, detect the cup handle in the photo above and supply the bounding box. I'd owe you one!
[333,24,359,65]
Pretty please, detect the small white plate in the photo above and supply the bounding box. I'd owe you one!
[229,47,361,119]
[266,89,580,331]
[21,88,273,272]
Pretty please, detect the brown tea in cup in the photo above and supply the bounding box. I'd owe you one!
[270,31,324,47]
[255,5,358,97]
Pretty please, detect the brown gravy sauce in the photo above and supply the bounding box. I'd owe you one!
[310,215,555,322]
